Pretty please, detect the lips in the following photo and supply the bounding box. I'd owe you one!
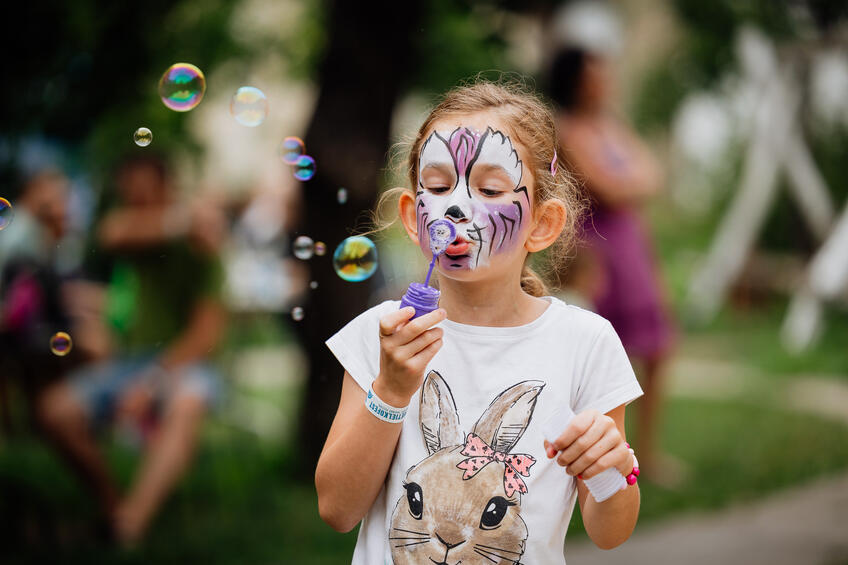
[445,237,470,256]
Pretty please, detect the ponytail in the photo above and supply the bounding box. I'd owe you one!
[520,264,548,297]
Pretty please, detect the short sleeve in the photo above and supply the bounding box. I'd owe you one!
[325,301,398,392]
[572,320,644,415]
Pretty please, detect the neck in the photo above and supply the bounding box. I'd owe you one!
[436,269,548,327]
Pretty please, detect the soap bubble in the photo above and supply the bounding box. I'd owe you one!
[291,306,305,321]
[337,188,348,205]
[333,236,378,282]
[133,127,153,147]
[428,219,456,255]
[158,63,206,112]
[309,281,318,289]
[280,136,305,165]
[49,332,73,356]
[230,86,268,127]
[0,198,14,231]
[293,155,316,181]
[293,235,314,260]
[314,241,327,256]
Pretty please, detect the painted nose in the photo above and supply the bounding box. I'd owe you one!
[445,205,467,222]
[435,531,465,550]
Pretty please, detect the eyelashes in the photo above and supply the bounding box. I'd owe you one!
[423,186,503,197]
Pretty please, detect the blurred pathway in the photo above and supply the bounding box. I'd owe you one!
[566,470,848,565]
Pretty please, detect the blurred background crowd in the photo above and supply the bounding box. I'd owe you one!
[1,1,847,564]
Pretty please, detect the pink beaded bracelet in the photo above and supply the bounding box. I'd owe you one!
[624,443,640,487]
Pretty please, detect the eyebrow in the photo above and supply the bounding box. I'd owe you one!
[420,162,455,175]
[472,162,511,175]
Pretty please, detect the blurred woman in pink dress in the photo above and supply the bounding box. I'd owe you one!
[550,45,684,484]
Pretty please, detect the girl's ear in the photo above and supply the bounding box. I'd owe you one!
[399,190,420,245]
[525,199,567,253]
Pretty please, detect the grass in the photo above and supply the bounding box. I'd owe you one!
[683,302,848,379]
[1,394,846,564]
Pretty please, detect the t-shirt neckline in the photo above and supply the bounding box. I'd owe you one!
[438,296,560,337]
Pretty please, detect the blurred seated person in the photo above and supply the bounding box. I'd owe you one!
[0,169,69,271]
[36,154,227,545]
[0,170,75,400]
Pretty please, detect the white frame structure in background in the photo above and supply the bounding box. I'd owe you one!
[685,28,846,353]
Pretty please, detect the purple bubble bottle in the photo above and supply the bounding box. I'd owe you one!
[400,219,456,320]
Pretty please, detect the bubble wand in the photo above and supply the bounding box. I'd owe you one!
[399,219,456,319]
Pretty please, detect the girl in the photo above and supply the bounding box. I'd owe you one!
[316,80,642,564]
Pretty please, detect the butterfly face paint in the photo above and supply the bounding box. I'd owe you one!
[416,126,531,270]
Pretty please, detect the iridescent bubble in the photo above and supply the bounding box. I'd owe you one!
[133,127,153,147]
[279,136,305,165]
[230,86,268,127]
[291,306,305,321]
[0,198,14,231]
[428,219,456,255]
[293,235,314,260]
[309,280,318,290]
[337,188,348,205]
[293,155,316,181]
[49,331,73,356]
[314,241,327,256]
[158,63,206,112]
[333,236,378,282]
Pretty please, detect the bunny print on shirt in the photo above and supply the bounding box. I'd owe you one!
[389,370,544,565]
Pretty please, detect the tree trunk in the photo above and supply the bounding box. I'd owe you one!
[293,0,422,479]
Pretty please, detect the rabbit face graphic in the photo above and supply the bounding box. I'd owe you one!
[389,371,544,565]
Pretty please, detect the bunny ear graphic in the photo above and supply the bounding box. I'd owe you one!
[419,371,463,455]
[472,381,545,454]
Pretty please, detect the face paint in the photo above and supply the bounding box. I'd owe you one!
[416,126,530,270]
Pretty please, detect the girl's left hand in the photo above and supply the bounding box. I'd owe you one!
[543,409,633,480]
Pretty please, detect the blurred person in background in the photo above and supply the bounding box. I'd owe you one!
[0,170,75,412]
[36,154,227,545]
[549,43,682,485]
[0,169,69,272]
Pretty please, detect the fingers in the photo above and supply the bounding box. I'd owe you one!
[580,443,631,480]
[551,409,598,451]
[548,411,625,478]
[379,307,416,337]
[554,414,606,463]
[392,308,447,343]
[414,336,443,367]
[559,428,619,476]
[397,327,444,357]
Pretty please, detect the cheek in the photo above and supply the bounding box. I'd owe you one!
[416,194,442,250]
[480,200,526,254]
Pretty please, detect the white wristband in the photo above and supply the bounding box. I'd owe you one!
[364,385,408,423]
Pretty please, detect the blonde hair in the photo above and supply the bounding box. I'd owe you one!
[376,78,586,296]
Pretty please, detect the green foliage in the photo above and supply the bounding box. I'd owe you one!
[411,0,510,97]
[1,0,243,186]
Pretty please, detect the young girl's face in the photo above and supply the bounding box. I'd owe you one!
[413,112,536,282]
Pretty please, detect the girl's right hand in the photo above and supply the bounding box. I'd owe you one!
[373,306,446,407]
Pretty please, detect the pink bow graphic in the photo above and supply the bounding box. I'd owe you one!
[456,433,536,497]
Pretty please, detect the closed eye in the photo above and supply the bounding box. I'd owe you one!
[427,186,451,194]
[479,187,502,197]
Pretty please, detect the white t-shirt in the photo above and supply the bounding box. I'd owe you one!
[326,296,643,565]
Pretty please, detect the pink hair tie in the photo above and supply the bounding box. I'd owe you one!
[550,150,558,177]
